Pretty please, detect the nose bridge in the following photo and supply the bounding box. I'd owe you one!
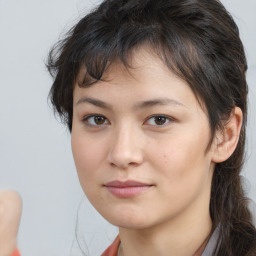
[107,122,143,168]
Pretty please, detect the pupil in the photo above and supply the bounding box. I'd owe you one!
[155,116,166,125]
[95,116,105,124]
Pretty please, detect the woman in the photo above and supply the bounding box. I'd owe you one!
[47,0,256,255]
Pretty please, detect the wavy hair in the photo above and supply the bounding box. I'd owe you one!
[47,0,256,254]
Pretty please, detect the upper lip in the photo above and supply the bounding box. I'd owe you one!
[105,180,152,187]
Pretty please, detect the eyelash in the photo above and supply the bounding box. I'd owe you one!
[82,114,109,127]
[145,115,174,126]
[82,114,174,127]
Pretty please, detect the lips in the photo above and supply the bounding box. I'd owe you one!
[104,180,153,198]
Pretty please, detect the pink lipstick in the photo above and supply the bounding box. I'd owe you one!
[104,180,153,198]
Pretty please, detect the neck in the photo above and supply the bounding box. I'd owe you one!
[118,204,212,256]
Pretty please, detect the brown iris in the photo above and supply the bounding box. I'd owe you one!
[94,116,106,125]
[154,116,167,125]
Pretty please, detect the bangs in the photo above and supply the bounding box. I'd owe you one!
[72,21,164,87]
[47,0,246,134]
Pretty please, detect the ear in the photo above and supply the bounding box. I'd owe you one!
[211,107,243,163]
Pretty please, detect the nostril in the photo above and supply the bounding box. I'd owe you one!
[108,159,141,169]
[128,161,139,166]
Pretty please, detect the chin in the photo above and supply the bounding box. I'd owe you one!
[104,211,154,230]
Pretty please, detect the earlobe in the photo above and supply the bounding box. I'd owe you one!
[211,107,243,163]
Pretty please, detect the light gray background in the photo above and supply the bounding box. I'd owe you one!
[0,0,255,255]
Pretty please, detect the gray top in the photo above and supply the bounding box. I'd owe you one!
[201,226,220,256]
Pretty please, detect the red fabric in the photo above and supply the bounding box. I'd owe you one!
[193,238,209,256]
[11,249,21,256]
[101,235,120,256]
[101,234,208,256]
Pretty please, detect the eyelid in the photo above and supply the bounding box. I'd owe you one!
[81,113,175,127]
[82,114,110,127]
[144,114,175,126]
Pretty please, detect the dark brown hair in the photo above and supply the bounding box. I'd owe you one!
[47,0,256,254]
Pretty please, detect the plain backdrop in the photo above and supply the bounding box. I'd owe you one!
[0,0,255,255]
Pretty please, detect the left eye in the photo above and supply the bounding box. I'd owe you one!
[145,115,172,126]
[83,115,109,126]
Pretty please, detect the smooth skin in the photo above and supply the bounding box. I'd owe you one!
[72,47,242,256]
[0,190,22,256]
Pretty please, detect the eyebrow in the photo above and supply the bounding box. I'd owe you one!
[76,97,112,110]
[134,98,185,109]
[76,97,185,110]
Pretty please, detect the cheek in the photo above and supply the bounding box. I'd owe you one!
[148,139,213,218]
[72,137,92,172]
[71,132,105,190]
[149,132,211,191]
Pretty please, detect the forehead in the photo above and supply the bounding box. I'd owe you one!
[75,46,206,111]
[76,45,178,87]
[74,48,205,113]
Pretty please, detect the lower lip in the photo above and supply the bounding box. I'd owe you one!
[106,186,152,198]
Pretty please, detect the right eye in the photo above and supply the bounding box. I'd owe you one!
[83,115,109,126]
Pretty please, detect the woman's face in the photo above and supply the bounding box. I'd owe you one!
[71,48,216,230]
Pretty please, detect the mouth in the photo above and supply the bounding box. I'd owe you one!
[104,180,153,198]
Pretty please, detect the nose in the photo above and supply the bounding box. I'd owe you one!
[107,126,144,169]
